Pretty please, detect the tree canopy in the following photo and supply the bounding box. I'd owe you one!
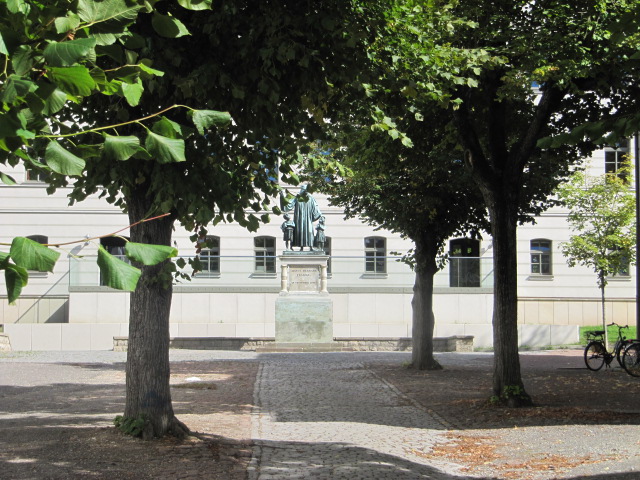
[0,0,229,301]
[319,94,487,369]
[37,0,385,438]
[347,0,640,403]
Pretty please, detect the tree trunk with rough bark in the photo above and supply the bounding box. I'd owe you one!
[410,234,442,370]
[486,191,532,406]
[123,187,188,439]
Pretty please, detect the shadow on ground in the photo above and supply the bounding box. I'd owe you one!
[370,351,640,430]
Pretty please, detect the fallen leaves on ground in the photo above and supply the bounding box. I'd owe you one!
[412,432,613,480]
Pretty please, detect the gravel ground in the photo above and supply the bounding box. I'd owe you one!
[0,349,639,479]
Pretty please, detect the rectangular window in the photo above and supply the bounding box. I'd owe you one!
[254,236,276,273]
[449,238,481,287]
[197,236,220,275]
[25,170,48,182]
[365,237,386,274]
[604,139,630,178]
[531,239,552,275]
[609,248,631,277]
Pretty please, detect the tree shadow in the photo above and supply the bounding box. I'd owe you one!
[250,437,640,480]
[370,351,640,430]
[0,424,249,480]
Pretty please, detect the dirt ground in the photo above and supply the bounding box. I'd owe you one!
[371,350,640,479]
[0,360,258,480]
[1,350,639,479]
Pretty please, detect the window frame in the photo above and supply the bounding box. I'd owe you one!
[604,138,630,178]
[449,238,481,287]
[24,169,48,183]
[364,236,386,274]
[530,239,552,276]
[254,236,276,274]
[196,235,221,277]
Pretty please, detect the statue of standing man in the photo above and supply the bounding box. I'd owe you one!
[282,184,322,251]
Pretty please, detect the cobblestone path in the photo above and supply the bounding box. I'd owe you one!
[248,354,463,480]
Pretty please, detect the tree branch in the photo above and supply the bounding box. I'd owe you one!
[452,88,495,190]
[511,83,566,174]
[0,213,172,248]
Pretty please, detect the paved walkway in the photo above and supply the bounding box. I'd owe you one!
[248,354,463,479]
[0,350,475,479]
[3,350,638,479]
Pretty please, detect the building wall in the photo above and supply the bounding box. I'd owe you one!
[1,140,638,350]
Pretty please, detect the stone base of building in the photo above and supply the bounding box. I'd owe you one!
[112,335,474,353]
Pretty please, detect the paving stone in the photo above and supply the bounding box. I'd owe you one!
[248,354,465,479]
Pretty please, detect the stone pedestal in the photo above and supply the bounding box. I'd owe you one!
[275,252,333,343]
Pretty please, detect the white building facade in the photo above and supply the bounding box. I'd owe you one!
[1,140,637,350]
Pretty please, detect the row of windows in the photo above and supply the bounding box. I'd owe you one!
[21,234,630,279]
[200,235,386,275]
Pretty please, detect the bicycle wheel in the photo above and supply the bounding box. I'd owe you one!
[584,341,606,371]
[615,341,628,368]
[622,342,640,377]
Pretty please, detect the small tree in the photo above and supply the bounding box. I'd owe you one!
[318,103,487,370]
[557,167,636,346]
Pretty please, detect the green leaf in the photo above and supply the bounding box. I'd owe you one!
[121,78,143,106]
[12,45,33,76]
[6,0,30,15]
[1,172,17,185]
[401,135,414,148]
[44,38,97,68]
[10,237,60,272]
[145,131,186,163]
[0,111,24,139]
[190,109,231,135]
[0,33,8,55]
[39,84,68,115]
[45,140,86,175]
[91,68,120,95]
[125,242,178,265]
[177,0,212,10]
[97,246,141,291]
[0,75,37,104]
[77,0,142,27]
[138,60,164,78]
[103,134,141,161]
[152,117,182,138]
[47,66,96,96]
[54,13,81,34]
[5,264,28,304]
[151,13,190,38]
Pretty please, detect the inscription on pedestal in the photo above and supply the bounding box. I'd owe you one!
[289,266,320,292]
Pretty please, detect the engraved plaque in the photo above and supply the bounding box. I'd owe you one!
[288,266,320,292]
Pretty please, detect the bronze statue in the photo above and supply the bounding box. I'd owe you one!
[282,185,322,251]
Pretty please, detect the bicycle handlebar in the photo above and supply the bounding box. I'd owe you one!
[607,323,629,329]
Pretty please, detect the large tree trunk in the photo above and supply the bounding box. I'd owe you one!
[410,234,442,370]
[487,193,532,406]
[123,186,188,439]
